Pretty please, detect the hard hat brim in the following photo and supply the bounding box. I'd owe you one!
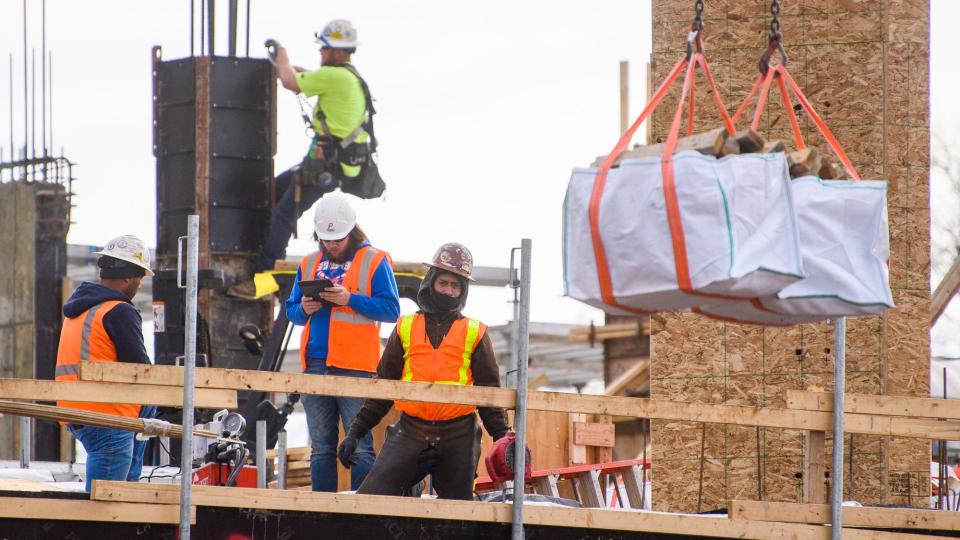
[93,250,156,277]
[424,262,476,282]
[314,36,359,49]
[316,231,351,241]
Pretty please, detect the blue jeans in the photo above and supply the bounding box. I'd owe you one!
[253,165,337,273]
[69,405,157,492]
[301,360,375,492]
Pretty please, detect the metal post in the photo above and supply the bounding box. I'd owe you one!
[277,430,287,490]
[159,436,171,466]
[227,0,237,57]
[18,416,30,469]
[511,239,532,540]
[830,317,845,540]
[256,420,267,489]
[179,215,200,539]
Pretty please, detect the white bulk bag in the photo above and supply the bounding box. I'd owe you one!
[696,176,894,324]
[563,150,804,313]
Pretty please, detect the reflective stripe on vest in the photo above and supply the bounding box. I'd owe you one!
[54,303,105,378]
[399,314,415,381]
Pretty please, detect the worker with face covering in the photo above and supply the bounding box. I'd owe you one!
[338,243,511,500]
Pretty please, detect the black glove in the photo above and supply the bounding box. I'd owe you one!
[337,436,358,468]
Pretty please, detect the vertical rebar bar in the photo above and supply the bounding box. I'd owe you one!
[511,239,532,540]
[228,0,237,57]
[277,430,287,490]
[200,0,205,57]
[831,317,846,540]
[8,54,13,176]
[41,0,45,169]
[179,215,200,539]
[207,0,215,56]
[256,420,267,489]
[30,48,35,168]
[19,416,30,469]
[22,0,28,180]
[245,0,250,57]
[48,51,52,156]
[190,0,195,57]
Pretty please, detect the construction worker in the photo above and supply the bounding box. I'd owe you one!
[338,243,512,500]
[229,19,378,299]
[287,194,400,491]
[55,235,157,492]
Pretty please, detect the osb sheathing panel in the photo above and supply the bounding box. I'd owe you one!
[649,0,930,512]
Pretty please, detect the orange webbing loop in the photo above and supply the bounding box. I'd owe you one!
[732,75,763,125]
[774,73,805,150]
[687,72,696,137]
[750,66,777,133]
[588,57,688,314]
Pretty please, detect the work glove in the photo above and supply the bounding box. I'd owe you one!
[337,436,358,468]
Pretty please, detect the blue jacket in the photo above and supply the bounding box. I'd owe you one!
[62,282,150,364]
[286,243,400,362]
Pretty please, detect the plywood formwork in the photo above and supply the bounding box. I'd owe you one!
[649,0,930,511]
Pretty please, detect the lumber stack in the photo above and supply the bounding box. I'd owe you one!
[592,127,848,180]
[266,446,312,489]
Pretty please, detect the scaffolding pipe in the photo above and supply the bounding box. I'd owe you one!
[831,317,846,540]
[277,430,287,490]
[227,0,237,57]
[19,417,30,469]
[511,238,532,540]
[256,420,267,489]
[207,0,215,56]
[179,215,200,539]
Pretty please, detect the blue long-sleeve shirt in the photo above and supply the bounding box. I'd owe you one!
[286,246,400,361]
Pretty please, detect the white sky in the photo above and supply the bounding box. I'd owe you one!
[2,1,958,354]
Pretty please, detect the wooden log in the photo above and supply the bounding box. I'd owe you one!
[82,362,960,440]
[592,128,732,166]
[729,499,960,531]
[733,129,765,153]
[785,390,960,421]
[0,378,236,408]
[787,148,821,178]
[762,140,786,153]
[0,496,192,524]
[90,481,941,540]
[818,158,839,179]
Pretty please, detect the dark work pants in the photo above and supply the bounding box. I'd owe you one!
[357,413,481,500]
[253,164,337,273]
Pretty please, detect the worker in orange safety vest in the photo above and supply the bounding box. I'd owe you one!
[55,234,157,491]
[338,242,513,500]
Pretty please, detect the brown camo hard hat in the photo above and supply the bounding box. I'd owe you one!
[426,242,475,281]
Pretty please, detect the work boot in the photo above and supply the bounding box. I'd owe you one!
[226,279,259,300]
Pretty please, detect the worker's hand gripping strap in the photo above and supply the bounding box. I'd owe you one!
[734,65,861,181]
[588,57,687,314]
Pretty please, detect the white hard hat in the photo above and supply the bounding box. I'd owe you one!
[95,235,155,277]
[314,195,357,241]
[314,19,359,49]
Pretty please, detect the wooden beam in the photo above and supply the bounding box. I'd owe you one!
[82,363,960,440]
[729,499,960,532]
[0,496,192,524]
[803,431,827,504]
[89,481,923,540]
[0,378,236,408]
[603,359,650,396]
[570,322,650,343]
[932,255,960,325]
[786,390,960,420]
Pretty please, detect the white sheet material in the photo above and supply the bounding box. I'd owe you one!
[698,176,894,324]
[564,151,804,314]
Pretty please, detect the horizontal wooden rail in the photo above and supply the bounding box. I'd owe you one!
[90,481,934,540]
[0,496,193,524]
[786,390,960,420]
[730,500,960,532]
[81,363,960,440]
[0,378,237,408]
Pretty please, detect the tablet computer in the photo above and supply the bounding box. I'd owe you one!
[299,279,334,301]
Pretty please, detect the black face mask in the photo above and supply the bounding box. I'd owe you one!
[430,288,461,311]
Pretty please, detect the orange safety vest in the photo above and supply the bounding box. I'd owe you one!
[298,245,390,372]
[55,300,142,419]
[394,313,486,421]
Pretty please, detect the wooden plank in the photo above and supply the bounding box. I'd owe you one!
[803,431,827,504]
[570,322,650,342]
[786,390,960,421]
[573,422,615,448]
[729,499,960,531]
[0,378,237,408]
[0,496,192,524]
[618,465,646,509]
[603,359,650,396]
[932,255,960,325]
[568,413,587,465]
[90,481,941,540]
[82,363,960,440]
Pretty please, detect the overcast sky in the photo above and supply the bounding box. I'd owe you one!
[1,1,958,355]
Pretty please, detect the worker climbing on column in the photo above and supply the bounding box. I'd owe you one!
[287,194,400,492]
[338,243,517,500]
[228,19,385,300]
[54,235,157,492]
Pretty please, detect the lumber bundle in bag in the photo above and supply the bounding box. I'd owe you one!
[592,127,742,167]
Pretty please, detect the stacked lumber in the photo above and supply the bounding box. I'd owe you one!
[569,322,649,343]
[266,446,312,489]
[592,128,847,180]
